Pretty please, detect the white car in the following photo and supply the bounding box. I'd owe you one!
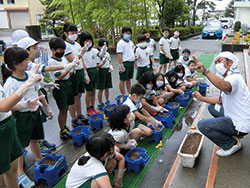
[220,19,230,29]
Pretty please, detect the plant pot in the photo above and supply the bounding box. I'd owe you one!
[175,94,189,107]
[88,114,104,131]
[157,111,175,128]
[165,102,180,117]
[115,95,128,105]
[70,126,91,146]
[184,89,193,100]
[102,104,117,118]
[148,124,165,143]
[177,130,204,168]
[198,83,209,96]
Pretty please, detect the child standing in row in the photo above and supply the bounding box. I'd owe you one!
[79,32,100,116]
[117,26,135,94]
[158,27,172,74]
[170,29,181,68]
[135,34,155,81]
[48,38,78,139]
[63,22,88,126]
[96,38,113,109]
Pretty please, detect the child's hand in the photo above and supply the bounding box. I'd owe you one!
[119,64,126,72]
[179,89,185,96]
[109,65,113,72]
[168,54,173,59]
[196,77,204,83]
[135,63,138,70]
[44,82,60,90]
[84,70,90,84]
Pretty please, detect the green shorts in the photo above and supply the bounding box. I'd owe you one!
[86,68,98,91]
[70,69,85,96]
[159,53,170,64]
[119,61,134,81]
[39,88,48,123]
[96,68,113,90]
[170,49,179,60]
[13,109,44,148]
[53,79,75,110]
[0,116,23,174]
[136,66,152,81]
[78,179,92,188]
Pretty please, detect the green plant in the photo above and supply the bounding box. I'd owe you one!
[234,21,241,32]
[44,73,53,83]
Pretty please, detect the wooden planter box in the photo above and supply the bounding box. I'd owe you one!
[221,42,249,52]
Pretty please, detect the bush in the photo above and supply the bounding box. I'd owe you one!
[52,26,64,37]
[234,21,241,32]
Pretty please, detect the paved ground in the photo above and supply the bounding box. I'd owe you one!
[0,29,226,187]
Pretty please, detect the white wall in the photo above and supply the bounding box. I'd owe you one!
[0,10,9,29]
[236,7,250,27]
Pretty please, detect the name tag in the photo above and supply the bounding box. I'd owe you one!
[215,103,221,112]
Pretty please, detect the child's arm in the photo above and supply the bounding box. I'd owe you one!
[95,175,112,188]
[55,70,71,80]
[96,56,107,68]
[117,53,125,72]
[166,84,184,95]
[38,90,53,119]
[113,153,125,188]
[44,65,65,72]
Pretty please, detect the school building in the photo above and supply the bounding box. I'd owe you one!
[234,0,250,27]
[0,0,44,29]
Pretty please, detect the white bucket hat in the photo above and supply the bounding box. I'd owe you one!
[11,30,29,45]
[17,37,40,50]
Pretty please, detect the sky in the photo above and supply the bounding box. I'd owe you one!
[213,0,232,10]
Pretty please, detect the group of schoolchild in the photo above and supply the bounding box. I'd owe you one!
[0,23,204,188]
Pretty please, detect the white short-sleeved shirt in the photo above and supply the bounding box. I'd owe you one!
[27,62,46,73]
[221,73,250,133]
[159,37,170,55]
[144,88,156,101]
[0,85,11,121]
[48,57,70,81]
[97,52,111,69]
[3,72,40,112]
[135,47,153,67]
[123,97,142,113]
[184,67,197,81]
[146,38,156,51]
[169,37,180,49]
[64,41,83,70]
[82,48,99,69]
[65,156,107,188]
[116,39,135,62]
[178,55,192,67]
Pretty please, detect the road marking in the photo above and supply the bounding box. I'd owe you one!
[162,102,206,188]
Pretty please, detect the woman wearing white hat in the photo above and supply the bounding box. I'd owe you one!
[192,51,250,157]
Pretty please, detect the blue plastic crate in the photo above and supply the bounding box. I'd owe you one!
[88,114,104,131]
[70,126,91,146]
[34,153,67,187]
[198,83,208,96]
[175,94,189,107]
[125,148,150,174]
[184,89,193,100]
[157,111,175,128]
[115,95,128,105]
[148,124,165,143]
[102,104,117,118]
[165,102,180,117]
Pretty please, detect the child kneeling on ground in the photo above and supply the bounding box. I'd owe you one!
[66,133,125,188]
[109,105,152,154]
[184,60,203,87]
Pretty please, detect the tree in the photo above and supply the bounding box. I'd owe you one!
[224,0,235,18]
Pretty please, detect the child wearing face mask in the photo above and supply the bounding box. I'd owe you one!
[48,37,79,139]
[117,26,135,95]
[135,34,155,81]
[158,27,172,74]
[139,72,166,114]
[165,70,185,96]
[170,29,181,68]
[109,105,152,154]
[66,133,125,188]
[79,32,100,116]
[63,22,89,127]
[184,60,203,88]
[123,83,161,128]
[155,73,175,105]
[174,65,186,91]
[96,38,113,109]
[178,48,192,67]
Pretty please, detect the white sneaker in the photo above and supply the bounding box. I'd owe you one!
[18,173,35,188]
[216,141,242,157]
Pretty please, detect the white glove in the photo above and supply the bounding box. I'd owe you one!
[64,57,79,72]
[109,65,113,72]
[152,105,162,112]
[41,105,53,120]
[84,70,90,84]
[149,117,162,128]
[119,64,126,72]
[124,139,137,149]
[79,45,88,57]
[184,82,193,88]
[196,77,204,84]
[14,95,44,111]
[179,89,185,96]
[99,43,107,58]
[15,70,42,97]
[44,82,60,89]
[160,92,173,99]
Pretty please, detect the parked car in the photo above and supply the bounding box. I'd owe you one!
[220,18,230,29]
[202,20,223,39]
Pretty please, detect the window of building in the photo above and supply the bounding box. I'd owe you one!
[7,0,15,4]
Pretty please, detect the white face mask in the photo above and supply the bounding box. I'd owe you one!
[215,63,227,76]
[104,151,116,166]
[177,73,183,78]
[189,66,195,72]
[156,80,164,87]
[146,84,153,89]
[68,34,78,41]
[174,32,179,37]
[138,42,147,48]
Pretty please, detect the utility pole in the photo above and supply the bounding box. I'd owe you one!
[143,0,148,29]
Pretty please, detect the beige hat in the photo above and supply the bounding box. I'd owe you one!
[11,30,29,45]
[17,37,40,50]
